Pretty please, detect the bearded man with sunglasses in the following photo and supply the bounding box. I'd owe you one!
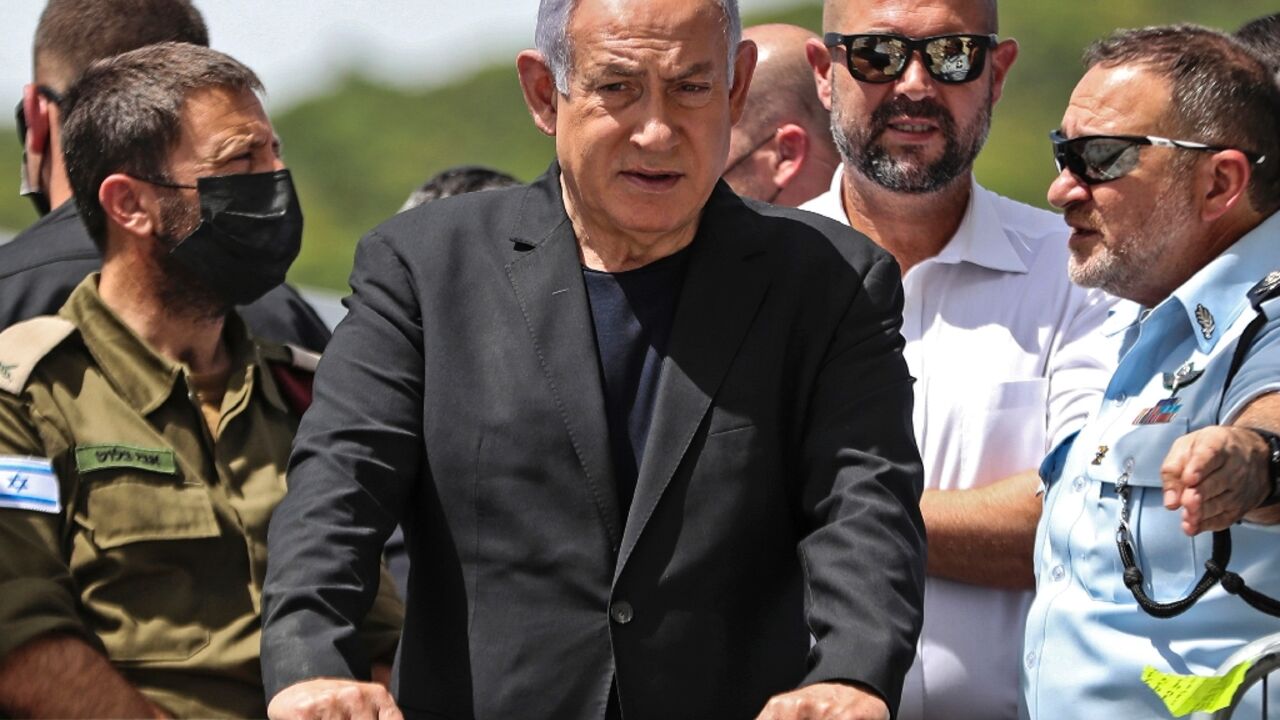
[800,2,1118,718]
[1024,26,1280,719]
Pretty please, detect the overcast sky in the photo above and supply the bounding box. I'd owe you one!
[4,0,805,112]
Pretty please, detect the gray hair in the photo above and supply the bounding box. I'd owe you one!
[1084,24,1280,215]
[535,0,742,94]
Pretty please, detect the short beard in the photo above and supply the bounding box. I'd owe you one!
[832,85,992,194]
[1066,174,1197,300]
[152,192,231,320]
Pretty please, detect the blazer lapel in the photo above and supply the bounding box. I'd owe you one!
[616,185,772,579]
[506,168,623,549]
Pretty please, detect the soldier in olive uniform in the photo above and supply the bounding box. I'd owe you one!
[0,44,402,717]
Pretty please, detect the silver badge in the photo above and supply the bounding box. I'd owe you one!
[1195,304,1215,340]
[1261,271,1280,294]
[1255,271,1280,301]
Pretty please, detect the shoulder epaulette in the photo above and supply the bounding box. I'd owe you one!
[260,342,320,415]
[0,316,76,395]
[1247,269,1280,311]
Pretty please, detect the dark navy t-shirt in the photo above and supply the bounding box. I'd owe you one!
[582,246,691,518]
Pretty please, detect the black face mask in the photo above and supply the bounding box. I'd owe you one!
[151,170,304,306]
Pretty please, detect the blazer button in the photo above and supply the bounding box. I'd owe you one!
[610,601,634,625]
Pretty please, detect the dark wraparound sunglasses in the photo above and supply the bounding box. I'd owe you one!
[824,32,998,84]
[1049,130,1267,185]
[14,85,63,143]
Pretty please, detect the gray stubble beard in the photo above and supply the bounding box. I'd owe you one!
[830,81,993,194]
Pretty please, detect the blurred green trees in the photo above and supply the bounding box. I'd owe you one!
[0,2,1272,290]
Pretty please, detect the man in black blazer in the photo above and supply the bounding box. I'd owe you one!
[260,0,925,718]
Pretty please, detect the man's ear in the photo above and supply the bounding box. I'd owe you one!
[772,124,809,188]
[728,39,758,126]
[1199,150,1254,222]
[517,50,559,137]
[806,38,834,112]
[21,84,52,157]
[99,174,158,239]
[988,39,1019,106]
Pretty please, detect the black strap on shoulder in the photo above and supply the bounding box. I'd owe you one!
[1120,270,1280,619]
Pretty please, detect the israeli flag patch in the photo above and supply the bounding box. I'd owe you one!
[0,456,61,514]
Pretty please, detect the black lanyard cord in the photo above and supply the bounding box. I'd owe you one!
[1118,523,1280,618]
[1118,277,1280,619]
[1116,525,1230,619]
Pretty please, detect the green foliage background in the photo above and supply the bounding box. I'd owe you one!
[0,2,1272,290]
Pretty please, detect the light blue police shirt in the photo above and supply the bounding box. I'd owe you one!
[1022,210,1280,719]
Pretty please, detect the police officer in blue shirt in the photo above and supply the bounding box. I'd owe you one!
[1023,25,1280,719]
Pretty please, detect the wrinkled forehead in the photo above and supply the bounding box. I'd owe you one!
[174,86,274,155]
[1063,63,1173,136]
[827,0,995,36]
[568,0,732,71]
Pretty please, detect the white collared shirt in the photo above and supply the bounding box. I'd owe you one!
[801,167,1119,720]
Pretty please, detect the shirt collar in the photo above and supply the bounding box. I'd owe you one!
[931,180,1029,273]
[61,275,283,415]
[1168,209,1280,354]
[1099,300,1145,338]
[802,166,1027,273]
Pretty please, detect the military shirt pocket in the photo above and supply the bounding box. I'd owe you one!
[1108,417,1191,489]
[1129,486,1210,604]
[1094,419,1199,603]
[72,471,219,662]
[81,479,220,548]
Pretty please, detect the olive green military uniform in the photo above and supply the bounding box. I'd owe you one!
[0,277,403,718]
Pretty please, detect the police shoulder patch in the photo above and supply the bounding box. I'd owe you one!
[0,456,61,514]
[0,317,76,396]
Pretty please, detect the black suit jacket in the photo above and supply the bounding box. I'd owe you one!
[0,201,332,352]
[261,166,926,719]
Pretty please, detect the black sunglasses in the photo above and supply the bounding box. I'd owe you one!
[1049,130,1267,185]
[824,32,998,84]
[14,85,63,143]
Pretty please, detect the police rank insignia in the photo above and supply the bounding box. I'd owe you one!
[1134,397,1183,425]
[1092,445,1109,465]
[1195,304,1215,340]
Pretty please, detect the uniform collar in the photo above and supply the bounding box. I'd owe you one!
[801,166,1027,273]
[61,275,285,416]
[1099,301,1145,338]
[1167,210,1280,354]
